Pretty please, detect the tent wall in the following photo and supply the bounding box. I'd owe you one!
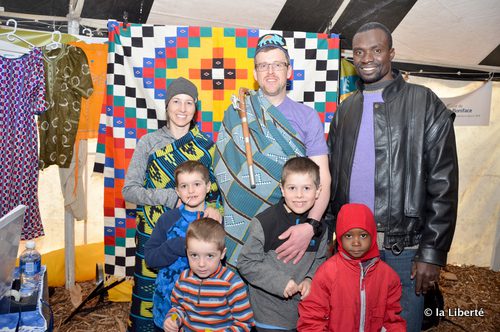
[407,77,500,269]
[451,81,500,269]
[34,140,104,254]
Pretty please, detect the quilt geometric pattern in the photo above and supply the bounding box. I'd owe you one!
[94,20,340,277]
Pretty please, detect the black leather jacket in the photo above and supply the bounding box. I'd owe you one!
[328,70,458,266]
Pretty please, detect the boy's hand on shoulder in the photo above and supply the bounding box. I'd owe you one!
[298,278,312,299]
[203,206,222,223]
[175,197,182,208]
[276,223,314,264]
[283,279,299,298]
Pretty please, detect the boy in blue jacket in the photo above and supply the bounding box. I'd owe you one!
[144,160,212,330]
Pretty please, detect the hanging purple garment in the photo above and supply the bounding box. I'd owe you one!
[0,48,47,240]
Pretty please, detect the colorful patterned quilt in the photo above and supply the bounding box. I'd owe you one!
[95,21,339,277]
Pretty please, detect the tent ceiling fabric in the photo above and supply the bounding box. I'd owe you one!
[147,0,286,28]
[391,0,500,71]
[331,0,418,50]
[0,0,499,72]
[271,0,343,33]
[0,0,68,17]
[80,0,154,23]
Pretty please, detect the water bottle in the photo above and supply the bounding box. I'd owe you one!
[19,240,41,297]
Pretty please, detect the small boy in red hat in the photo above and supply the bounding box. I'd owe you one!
[298,203,406,331]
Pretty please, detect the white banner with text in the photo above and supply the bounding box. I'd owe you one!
[441,81,492,126]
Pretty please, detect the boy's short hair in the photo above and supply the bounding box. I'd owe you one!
[186,218,226,252]
[174,160,210,184]
[281,157,320,187]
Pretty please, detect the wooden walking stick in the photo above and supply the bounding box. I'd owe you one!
[231,88,256,189]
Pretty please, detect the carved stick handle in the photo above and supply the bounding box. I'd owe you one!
[236,88,256,189]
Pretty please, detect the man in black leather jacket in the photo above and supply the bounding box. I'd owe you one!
[328,22,458,331]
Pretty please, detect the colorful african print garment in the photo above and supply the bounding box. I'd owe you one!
[214,90,306,268]
[340,58,360,102]
[0,48,47,239]
[149,206,201,329]
[129,126,221,332]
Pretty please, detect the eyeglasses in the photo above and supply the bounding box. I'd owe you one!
[255,62,289,72]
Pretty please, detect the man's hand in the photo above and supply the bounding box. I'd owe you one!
[276,223,314,264]
[411,261,440,295]
[203,206,222,223]
[298,278,312,299]
[283,279,299,298]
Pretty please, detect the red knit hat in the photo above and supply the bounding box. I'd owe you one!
[336,203,379,260]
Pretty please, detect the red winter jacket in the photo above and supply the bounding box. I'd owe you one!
[297,204,406,331]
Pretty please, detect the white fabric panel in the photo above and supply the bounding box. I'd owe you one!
[392,0,500,71]
[147,0,287,29]
[408,76,500,268]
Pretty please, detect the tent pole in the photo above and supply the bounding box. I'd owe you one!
[63,0,80,291]
[64,209,75,289]
[67,0,80,35]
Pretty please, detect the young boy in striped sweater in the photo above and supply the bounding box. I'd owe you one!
[163,218,254,332]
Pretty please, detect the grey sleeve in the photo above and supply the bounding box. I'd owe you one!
[121,137,178,208]
[306,231,328,280]
[237,219,291,297]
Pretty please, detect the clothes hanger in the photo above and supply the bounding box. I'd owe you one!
[45,30,62,50]
[82,28,93,38]
[73,27,93,43]
[72,27,107,44]
[0,19,35,49]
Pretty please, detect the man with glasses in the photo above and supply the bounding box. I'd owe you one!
[215,33,331,271]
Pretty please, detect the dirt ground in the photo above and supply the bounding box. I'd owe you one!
[50,264,499,332]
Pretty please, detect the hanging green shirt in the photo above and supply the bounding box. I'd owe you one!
[38,44,93,169]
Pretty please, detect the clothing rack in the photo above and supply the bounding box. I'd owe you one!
[1,18,99,290]
[401,70,497,81]
[0,19,35,48]
[0,16,108,37]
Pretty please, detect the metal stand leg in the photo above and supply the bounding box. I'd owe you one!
[63,264,125,324]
